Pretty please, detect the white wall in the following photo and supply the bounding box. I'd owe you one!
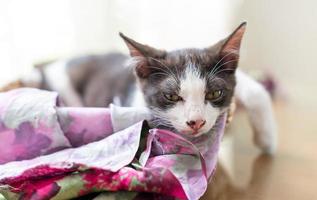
[0,0,242,85]
[235,0,317,106]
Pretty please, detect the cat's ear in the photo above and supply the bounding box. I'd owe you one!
[119,32,166,58]
[119,33,166,78]
[213,22,247,72]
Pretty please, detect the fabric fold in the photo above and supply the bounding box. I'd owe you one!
[0,88,226,200]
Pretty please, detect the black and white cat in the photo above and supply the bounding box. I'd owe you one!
[21,22,277,154]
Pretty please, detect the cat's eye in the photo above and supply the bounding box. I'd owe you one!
[164,93,182,102]
[205,90,223,101]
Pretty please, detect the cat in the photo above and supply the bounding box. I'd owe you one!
[12,22,276,154]
[118,22,276,153]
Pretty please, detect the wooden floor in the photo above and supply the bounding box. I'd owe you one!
[201,102,317,200]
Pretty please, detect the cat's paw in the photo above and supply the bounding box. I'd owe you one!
[253,127,277,155]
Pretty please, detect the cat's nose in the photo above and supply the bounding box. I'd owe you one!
[186,119,206,131]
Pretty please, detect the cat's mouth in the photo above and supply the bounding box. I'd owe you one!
[148,117,210,137]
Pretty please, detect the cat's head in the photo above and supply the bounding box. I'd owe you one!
[120,22,246,137]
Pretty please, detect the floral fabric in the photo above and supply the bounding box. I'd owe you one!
[0,88,226,200]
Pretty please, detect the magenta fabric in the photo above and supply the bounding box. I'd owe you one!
[0,88,226,200]
[0,88,71,164]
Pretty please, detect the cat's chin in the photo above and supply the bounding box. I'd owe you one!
[179,129,207,138]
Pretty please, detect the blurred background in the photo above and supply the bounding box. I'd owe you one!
[0,0,316,199]
[1,0,317,106]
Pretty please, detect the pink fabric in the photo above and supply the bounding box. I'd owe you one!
[57,107,113,147]
[0,88,226,200]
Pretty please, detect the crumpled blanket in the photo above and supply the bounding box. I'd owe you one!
[0,88,226,200]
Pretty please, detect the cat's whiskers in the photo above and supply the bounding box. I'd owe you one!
[150,111,172,123]
[209,50,238,77]
[148,57,173,74]
[150,119,174,129]
[148,70,179,87]
[149,107,180,129]
[147,65,172,75]
[150,103,223,135]
[211,68,236,78]
[215,59,239,71]
[208,68,236,82]
[147,66,179,86]
[148,57,180,83]
[150,108,186,132]
[149,72,172,78]
[208,59,238,81]
[147,65,172,77]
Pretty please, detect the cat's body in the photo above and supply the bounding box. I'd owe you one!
[20,22,276,153]
[32,53,136,107]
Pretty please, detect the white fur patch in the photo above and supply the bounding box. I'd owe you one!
[130,85,146,107]
[165,65,220,136]
[235,70,277,154]
[44,61,83,107]
[21,68,43,88]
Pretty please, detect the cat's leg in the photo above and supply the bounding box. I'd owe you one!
[235,70,277,154]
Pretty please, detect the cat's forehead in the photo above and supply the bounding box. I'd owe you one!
[166,48,216,65]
